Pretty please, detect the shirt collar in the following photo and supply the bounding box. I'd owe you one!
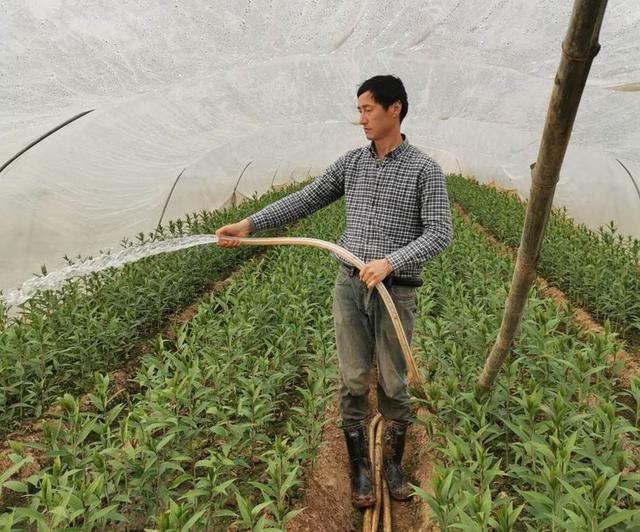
[368,134,409,161]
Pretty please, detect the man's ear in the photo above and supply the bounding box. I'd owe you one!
[392,101,401,118]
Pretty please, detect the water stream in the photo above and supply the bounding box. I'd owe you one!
[2,235,219,307]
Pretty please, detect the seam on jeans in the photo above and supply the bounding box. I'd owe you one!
[394,295,418,312]
[394,296,417,305]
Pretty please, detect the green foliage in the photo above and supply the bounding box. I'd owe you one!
[0,184,305,435]
[447,174,640,345]
[413,210,640,530]
[0,197,343,530]
[3,171,639,530]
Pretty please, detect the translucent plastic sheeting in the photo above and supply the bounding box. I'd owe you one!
[1,1,639,292]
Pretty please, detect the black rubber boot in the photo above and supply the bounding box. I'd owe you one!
[383,420,413,500]
[343,422,376,508]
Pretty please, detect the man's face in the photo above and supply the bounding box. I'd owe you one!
[357,91,401,142]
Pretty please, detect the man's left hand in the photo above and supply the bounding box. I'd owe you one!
[359,258,394,289]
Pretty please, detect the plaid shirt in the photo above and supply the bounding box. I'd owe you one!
[248,135,453,279]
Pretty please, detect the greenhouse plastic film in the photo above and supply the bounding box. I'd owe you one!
[1,0,639,291]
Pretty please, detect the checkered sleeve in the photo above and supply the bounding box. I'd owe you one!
[248,156,346,232]
[385,160,453,272]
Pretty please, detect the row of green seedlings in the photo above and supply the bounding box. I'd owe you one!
[0,184,307,437]
[446,174,640,345]
[412,209,640,530]
[0,199,346,530]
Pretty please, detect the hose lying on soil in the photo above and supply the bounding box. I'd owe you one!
[364,414,392,532]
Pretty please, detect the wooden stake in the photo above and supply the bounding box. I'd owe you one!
[476,0,608,395]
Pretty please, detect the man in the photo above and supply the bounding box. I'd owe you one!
[216,75,453,508]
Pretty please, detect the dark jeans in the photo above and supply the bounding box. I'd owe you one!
[333,264,418,424]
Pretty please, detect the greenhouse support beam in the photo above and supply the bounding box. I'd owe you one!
[476,0,608,394]
[0,110,94,175]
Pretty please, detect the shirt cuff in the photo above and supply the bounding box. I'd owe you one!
[385,250,408,273]
[247,214,264,233]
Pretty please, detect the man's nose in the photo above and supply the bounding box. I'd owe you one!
[359,113,367,125]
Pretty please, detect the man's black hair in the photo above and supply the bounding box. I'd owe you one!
[357,75,409,123]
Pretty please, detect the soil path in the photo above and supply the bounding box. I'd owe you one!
[287,371,435,532]
[286,400,355,532]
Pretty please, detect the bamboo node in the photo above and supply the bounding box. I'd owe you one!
[560,40,591,62]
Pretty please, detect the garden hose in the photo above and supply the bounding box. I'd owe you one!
[363,414,381,531]
[219,236,425,398]
[363,414,392,532]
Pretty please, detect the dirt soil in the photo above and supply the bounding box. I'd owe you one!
[286,401,355,532]
[287,370,435,532]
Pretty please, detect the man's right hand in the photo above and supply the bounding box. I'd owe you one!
[215,218,252,248]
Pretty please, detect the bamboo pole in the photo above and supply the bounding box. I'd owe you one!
[476,0,608,395]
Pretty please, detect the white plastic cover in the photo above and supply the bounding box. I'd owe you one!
[1,1,639,292]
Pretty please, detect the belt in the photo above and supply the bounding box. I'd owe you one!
[341,264,423,287]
